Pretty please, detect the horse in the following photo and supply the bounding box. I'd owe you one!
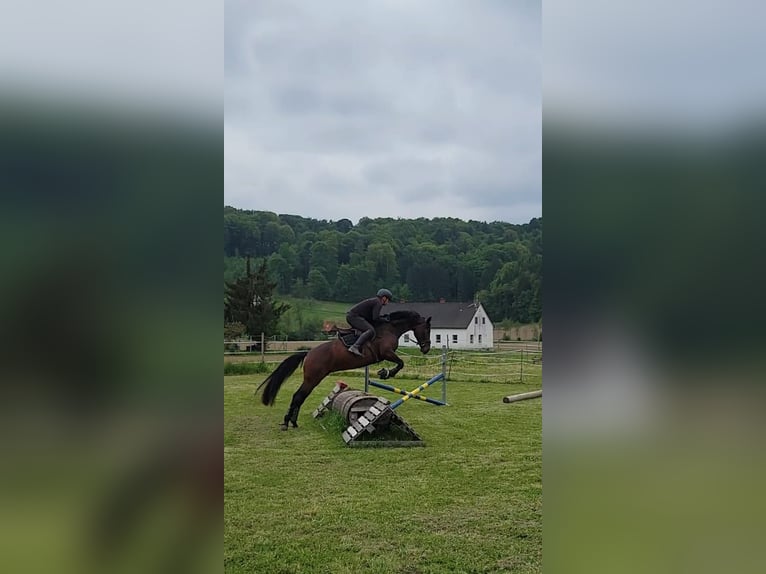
[257,310,432,430]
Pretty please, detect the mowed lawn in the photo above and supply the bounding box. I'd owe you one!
[224,368,542,574]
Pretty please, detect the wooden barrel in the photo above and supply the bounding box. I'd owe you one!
[332,390,392,429]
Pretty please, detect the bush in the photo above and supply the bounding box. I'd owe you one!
[224,321,246,340]
[224,362,271,376]
[290,320,324,340]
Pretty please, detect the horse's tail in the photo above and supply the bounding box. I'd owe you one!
[256,351,308,406]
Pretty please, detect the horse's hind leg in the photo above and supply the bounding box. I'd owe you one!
[281,384,312,430]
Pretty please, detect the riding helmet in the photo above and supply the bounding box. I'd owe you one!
[377,288,393,300]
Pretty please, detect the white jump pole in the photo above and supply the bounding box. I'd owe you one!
[502,389,542,403]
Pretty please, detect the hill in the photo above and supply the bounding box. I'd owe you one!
[224,209,542,325]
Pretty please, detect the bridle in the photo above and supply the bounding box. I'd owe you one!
[414,321,431,351]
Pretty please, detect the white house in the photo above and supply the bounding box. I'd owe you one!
[385,301,494,350]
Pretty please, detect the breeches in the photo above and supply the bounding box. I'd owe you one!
[347,315,374,337]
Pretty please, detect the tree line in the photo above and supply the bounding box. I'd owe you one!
[224,207,542,333]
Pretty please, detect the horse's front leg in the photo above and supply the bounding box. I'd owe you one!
[377,352,405,380]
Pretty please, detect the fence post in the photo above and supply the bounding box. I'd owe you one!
[261,332,265,362]
[520,347,524,384]
[364,365,369,393]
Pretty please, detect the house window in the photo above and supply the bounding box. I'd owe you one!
[452,334,458,344]
[482,317,485,324]
[470,334,474,344]
[404,334,410,343]
[478,334,482,344]
[435,334,441,343]
[474,317,478,324]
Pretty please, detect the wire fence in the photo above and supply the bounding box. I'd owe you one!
[442,348,541,385]
[224,341,542,385]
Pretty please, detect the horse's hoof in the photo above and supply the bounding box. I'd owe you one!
[279,423,289,431]
[290,421,299,428]
[377,368,389,380]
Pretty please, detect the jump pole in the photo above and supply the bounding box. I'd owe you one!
[440,345,447,404]
[389,373,444,409]
[364,345,448,405]
[502,389,542,403]
[367,379,447,406]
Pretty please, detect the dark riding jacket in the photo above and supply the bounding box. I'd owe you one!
[346,297,384,323]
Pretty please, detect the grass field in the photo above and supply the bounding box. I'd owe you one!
[273,296,541,343]
[224,352,542,573]
[279,297,351,327]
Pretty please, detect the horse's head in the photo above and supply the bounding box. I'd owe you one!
[412,315,432,354]
[387,310,432,354]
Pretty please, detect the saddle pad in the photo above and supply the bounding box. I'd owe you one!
[337,331,358,347]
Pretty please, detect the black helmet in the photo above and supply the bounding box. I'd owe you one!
[377,288,393,300]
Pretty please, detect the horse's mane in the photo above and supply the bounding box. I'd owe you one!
[388,310,423,324]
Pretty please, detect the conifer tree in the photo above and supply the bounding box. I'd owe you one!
[224,257,290,338]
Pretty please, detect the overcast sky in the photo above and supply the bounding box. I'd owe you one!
[225,0,541,224]
[544,0,766,131]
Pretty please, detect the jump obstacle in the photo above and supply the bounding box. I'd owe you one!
[312,347,449,447]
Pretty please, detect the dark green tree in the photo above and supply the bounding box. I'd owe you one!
[310,240,339,285]
[367,241,399,286]
[267,252,292,293]
[224,258,290,338]
[307,268,332,300]
[223,207,542,323]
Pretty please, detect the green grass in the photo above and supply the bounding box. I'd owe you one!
[224,361,271,375]
[224,358,542,573]
[280,296,351,326]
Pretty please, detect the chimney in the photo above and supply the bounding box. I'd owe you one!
[439,298,446,303]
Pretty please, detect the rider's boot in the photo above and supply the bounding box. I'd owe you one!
[348,345,362,356]
[348,329,373,356]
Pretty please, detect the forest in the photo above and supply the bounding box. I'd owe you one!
[224,207,541,333]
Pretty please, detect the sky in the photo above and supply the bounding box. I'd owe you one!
[224,0,541,225]
[1,1,219,115]
[543,0,766,132]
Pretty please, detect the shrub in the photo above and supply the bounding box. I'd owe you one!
[224,321,246,340]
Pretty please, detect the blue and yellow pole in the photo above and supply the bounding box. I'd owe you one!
[389,373,445,410]
[367,379,447,406]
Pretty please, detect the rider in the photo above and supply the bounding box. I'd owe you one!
[345,288,393,356]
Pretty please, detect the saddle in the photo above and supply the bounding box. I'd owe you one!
[335,327,361,347]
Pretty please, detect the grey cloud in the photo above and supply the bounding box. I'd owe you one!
[225,0,541,223]
[274,85,392,118]
[1,0,220,115]
[544,0,766,127]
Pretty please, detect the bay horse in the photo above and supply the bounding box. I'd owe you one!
[257,310,432,430]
